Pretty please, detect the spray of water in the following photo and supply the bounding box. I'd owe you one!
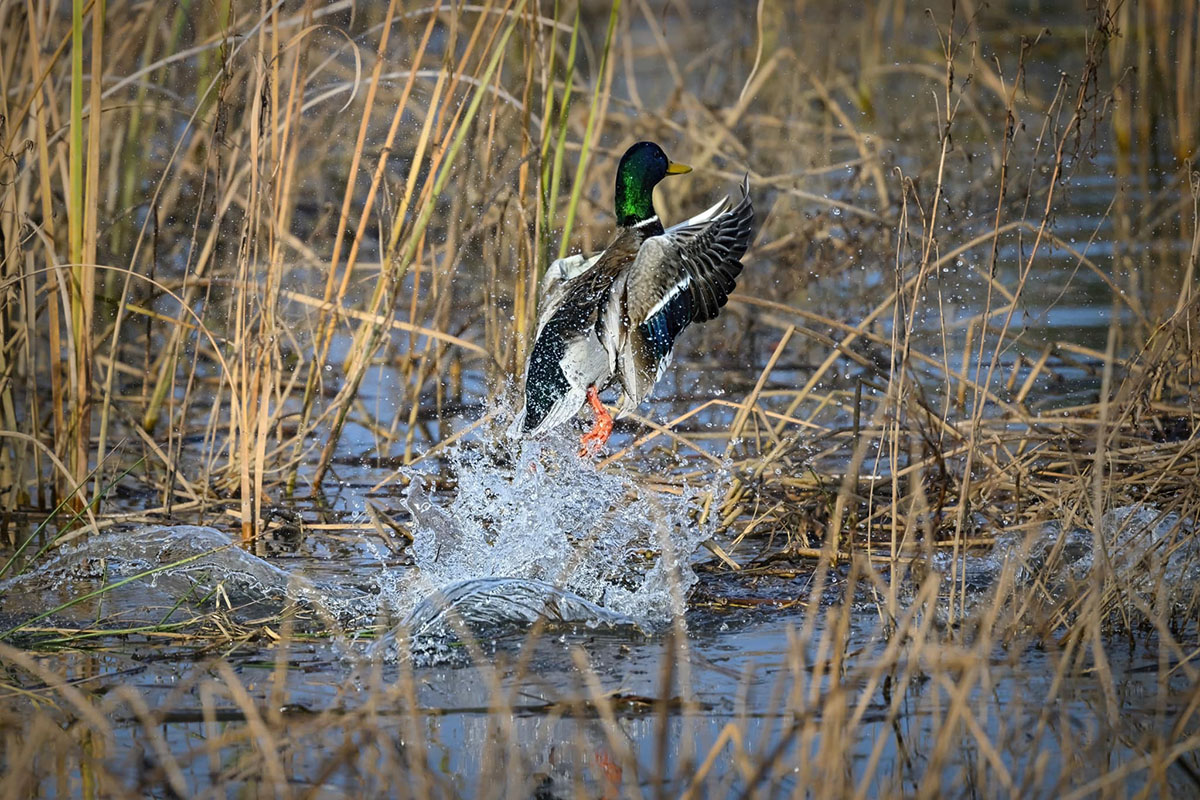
[0,432,725,664]
[397,432,719,624]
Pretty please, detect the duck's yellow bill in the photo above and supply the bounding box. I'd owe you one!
[666,161,693,175]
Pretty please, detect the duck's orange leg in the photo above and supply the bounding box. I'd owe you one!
[579,386,613,457]
[594,747,623,798]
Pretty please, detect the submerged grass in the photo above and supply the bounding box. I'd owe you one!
[1,0,1199,795]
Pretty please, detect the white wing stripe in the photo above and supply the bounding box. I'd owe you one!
[643,273,691,323]
[666,195,729,232]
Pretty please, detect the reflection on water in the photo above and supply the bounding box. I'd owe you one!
[12,576,1198,796]
[4,491,1198,793]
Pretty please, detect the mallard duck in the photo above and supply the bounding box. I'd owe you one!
[513,141,754,454]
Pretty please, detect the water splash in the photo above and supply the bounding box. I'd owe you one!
[926,504,1200,621]
[389,432,721,627]
[0,434,725,664]
[370,577,640,665]
[363,432,721,663]
[0,526,370,626]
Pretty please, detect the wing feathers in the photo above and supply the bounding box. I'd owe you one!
[633,175,753,327]
[613,176,755,408]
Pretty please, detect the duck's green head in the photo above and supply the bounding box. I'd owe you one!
[614,141,691,228]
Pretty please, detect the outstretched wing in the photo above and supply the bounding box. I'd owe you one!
[609,176,755,408]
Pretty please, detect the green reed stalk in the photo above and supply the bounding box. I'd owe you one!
[138,58,230,438]
[0,13,16,512]
[533,0,561,241]
[540,3,579,265]
[285,0,401,496]
[557,0,619,260]
[510,10,541,371]
[67,0,92,507]
[310,0,525,490]
[107,7,161,284]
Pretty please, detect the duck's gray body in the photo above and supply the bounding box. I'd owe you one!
[515,176,754,437]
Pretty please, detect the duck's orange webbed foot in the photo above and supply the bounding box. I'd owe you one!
[578,386,613,457]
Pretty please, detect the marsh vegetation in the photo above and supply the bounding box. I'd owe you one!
[1,0,1199,796]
